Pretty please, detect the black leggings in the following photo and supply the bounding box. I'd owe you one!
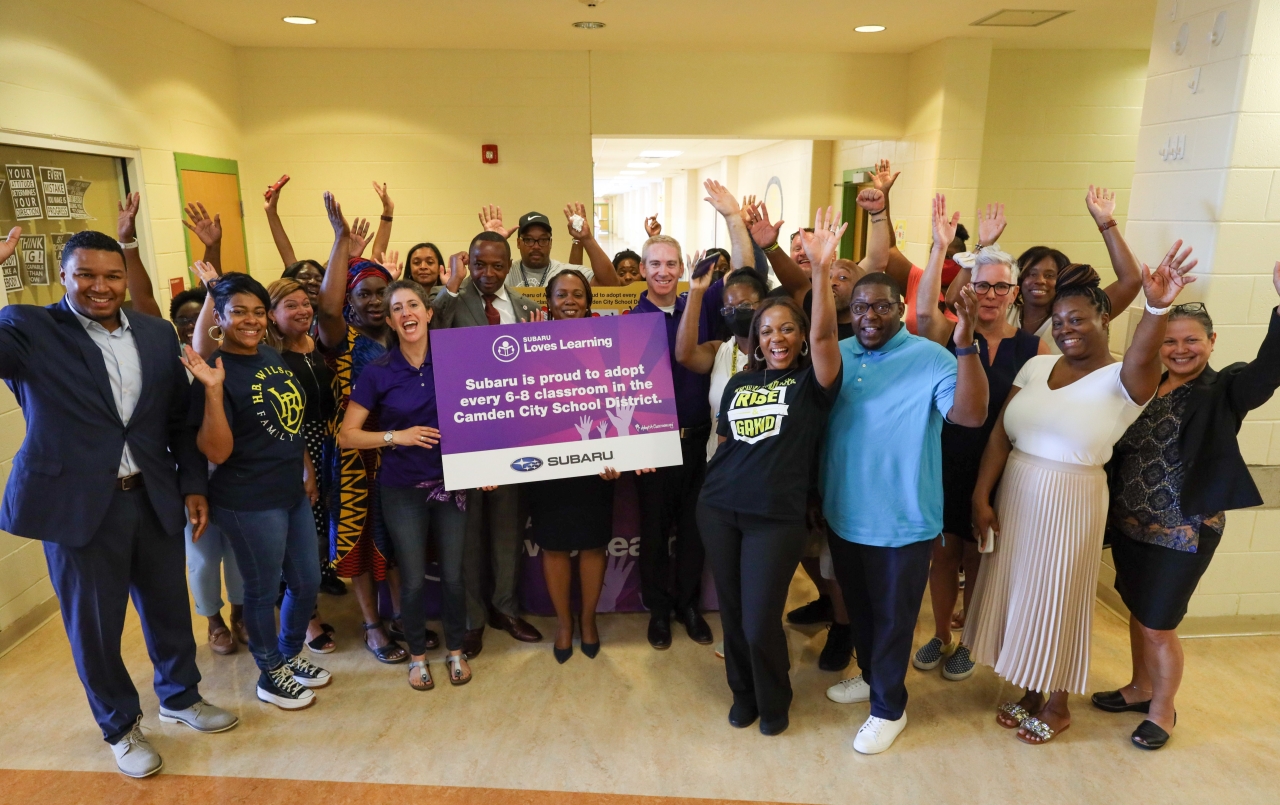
[697,502,807,727]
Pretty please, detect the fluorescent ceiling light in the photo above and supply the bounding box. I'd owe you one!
[573,21,606,29]
[854,25,885,32]
[639,150,682,158]
[627,162,660,168]
[619,170,646,175]
[283,16,317,24]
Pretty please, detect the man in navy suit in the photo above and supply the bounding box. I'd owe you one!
[0,228,237,778]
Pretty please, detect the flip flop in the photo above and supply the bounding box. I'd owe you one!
[408,660,434,691]
[1018,716,1069,745]
[996,701,1031,729]
[446,653,472,686]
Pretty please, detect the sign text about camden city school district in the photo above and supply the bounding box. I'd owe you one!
[431,312,682,488]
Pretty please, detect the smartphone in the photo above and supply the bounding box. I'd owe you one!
[978,526,995,554]
[264,174,289,200]
[690,254,720,280]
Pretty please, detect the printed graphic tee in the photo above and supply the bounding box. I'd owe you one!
[700,363,842,519]
[189,345,307,511]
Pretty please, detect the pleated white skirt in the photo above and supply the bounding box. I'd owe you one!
[963,450,1108,695]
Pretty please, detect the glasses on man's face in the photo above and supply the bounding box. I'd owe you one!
[520,236,551,248]
[1171,302,1207,314]
[719,303,759,317]
[973,281,1017,296]
[850,301,899,317]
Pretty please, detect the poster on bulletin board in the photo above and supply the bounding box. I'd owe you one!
[20,234,49,286]
[38,167,71,220]
[5,165,42,220]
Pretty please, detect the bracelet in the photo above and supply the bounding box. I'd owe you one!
[954,342,980,357]
[1098,219,1117,233]
[763,241,781,253]
[380,215,393,222]
[1144,301,1172,316]
[870,215,887,223]
[118,239,139,250]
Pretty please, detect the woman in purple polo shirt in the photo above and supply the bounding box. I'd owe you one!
[338,279,471,691]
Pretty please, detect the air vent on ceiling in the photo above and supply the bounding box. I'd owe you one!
[971,9,1072,27]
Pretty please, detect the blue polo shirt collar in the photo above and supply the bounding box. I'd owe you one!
[848,323,909,356]
[389,344,432,372]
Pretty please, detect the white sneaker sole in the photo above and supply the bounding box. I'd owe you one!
[292,672,332,689]
[116,758,163,779]
[826,686,871,704]
[257,687,316,710]
[158,712,240,733]
[912,655,943,671]
[942,664,975,681]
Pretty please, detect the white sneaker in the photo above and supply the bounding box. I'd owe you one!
[853,713,907,755]
[110,721,162,778]
[826,674,871,704]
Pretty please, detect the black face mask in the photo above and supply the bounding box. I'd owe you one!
[723,308,755,338]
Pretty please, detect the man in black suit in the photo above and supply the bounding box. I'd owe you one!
[433,231,542,656]
[0,228,237,778]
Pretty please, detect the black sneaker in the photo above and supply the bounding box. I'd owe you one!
[786,595,832,625]
[818,623,854,671]
[319,565,347,596]
[285,654,332,688]
[257,664,316,710]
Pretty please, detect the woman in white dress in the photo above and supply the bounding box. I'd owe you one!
[963,240,1197,745]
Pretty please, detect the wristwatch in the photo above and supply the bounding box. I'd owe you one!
[954,342,980,357]
[383,431,395,444]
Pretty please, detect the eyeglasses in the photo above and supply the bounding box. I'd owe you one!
[174,316,199,326]
[520,236,552,247]
[719,303,760,317]
[973,282,1016,296]
[850,301,899,316]
[1171,302,1207,314]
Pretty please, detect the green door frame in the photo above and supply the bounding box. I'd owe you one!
[839,168,874,261]
[173,152,249,281]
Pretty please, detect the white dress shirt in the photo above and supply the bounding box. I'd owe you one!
[73,308,142,477]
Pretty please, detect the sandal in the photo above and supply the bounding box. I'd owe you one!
[307,629,336,654]
[408,660,434,691]
[1017,716,1069,745]
[1132,713,1175,750]
[446,653,472,686]
[362,622,407,664]
[321,622,335,636]
[1091,689,1151,713]
[996,701,1031,729]
[386,616,405,642]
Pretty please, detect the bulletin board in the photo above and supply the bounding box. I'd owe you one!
[0,143,127,307]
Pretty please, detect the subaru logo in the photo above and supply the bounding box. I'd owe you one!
[492,335,520,363]
[511,457,543,472]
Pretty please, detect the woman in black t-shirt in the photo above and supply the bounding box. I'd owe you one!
[185,271,331,712]
[696,208,846,736]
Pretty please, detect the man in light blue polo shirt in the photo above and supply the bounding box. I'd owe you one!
[820,272,987,755]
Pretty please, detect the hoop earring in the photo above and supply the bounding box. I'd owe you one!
[801,340,810,356]
[208,325,224,342]
[754,347,765,362]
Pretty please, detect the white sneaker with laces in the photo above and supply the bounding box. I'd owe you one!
[853,713,908,755]
[826,674,871,704]
[110,721,163,778]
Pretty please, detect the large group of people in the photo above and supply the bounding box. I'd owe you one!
[1,157,1276,779]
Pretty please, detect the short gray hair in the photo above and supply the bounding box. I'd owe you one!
[972,246,1016,284]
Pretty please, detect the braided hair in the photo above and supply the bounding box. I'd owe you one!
[1052,263,1111,315]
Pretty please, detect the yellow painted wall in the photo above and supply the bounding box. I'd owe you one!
[0,0,240,638]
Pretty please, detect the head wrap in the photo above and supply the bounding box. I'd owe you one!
[344,258,392,324]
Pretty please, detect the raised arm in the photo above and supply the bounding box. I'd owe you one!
[946,285,988,427]
[0,228,28,378]
[746,201,808,300]
[371,182,395,261]
[871,158,900,245]
[1122,241,1197,403]
[797,208,846,389]
[568,239,584,266]
[918,194,960,345]
[190,262,221,359]
[703,179,753,272]
[263,176,298,267]
[478,205,519,240]
[564,202,620,286]
[1227,261,1280,414]
[945,203,1005,310]
[1086,185,1143,314]
[856,188,892,275]
[180,345,233,465]
[116,192,162,318]
[675,259,722,374]
[317,192,352,349]
[182,201,223,274]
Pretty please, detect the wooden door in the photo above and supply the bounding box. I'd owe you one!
[175,154,247,276]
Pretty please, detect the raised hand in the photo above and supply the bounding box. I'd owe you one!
[442,252,469,292]
[324,191,349,238]
[117,192,141,242]
[605,401,636,436]
[932,194,960,250]
[685,248,708,284]
[372,181,394,215]
[349,217,372,257]
[1085,184,1117,225]
[644,214,662,237]
[181,345,224,388]
[564,202,593,242]
[598,465,620,481]
[872,159,900,196]
[1142,240,1198,308]
[264,174,289,206]
[739,194,758,226]
[746,201,784,249]
[378,249,403,281]
[952,284,979,344]
[976,202,1006,246]
[575,415,593,440]
[0,226,20,265]
[797,207,847,269]
[182,201,223,247]
[478,205,519,239]
[855,188,886,214]
[597,420,609,439]
[192,260,219,289]
[392,425,441,448]
[703,178,741,217]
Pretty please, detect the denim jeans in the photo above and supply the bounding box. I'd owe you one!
[213,497,319,672]
[381,486,468,654]
[184,515,244,617]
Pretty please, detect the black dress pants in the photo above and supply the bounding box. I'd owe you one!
[636,432,708,616]
[43,487,203,743]
[827,531,932,721]
[698,502,807,726]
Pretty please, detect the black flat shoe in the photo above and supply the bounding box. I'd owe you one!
[760,715,788,736]
[1131,716,1175,750]
[553,645,573,664]
[818,623,854,672]
[1091,689,1151,714]
[786,595,833,625]
[648,613,672,650]
[729,702,758,729]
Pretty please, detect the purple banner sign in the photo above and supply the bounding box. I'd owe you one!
[431,313,683,490]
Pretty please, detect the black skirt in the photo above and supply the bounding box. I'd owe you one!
[1111,525,1221,630]
[527,474,615,552]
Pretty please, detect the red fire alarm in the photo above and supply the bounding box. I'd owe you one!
[482,144,499,164]
[169,277,186,297]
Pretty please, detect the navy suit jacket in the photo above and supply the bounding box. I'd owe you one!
[0,298,206,546]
